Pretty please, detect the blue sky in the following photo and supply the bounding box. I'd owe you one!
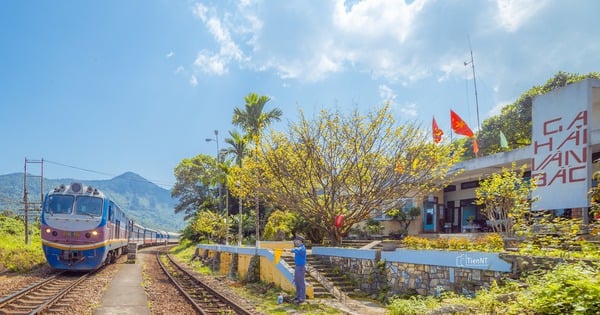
[1,0,599,189]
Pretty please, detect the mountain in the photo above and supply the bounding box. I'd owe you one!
[0,172,185,232]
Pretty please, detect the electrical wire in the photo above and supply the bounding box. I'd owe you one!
[44,159,175,188]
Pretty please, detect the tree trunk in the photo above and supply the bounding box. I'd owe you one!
[329,229,342,246]
[255,192,260,247]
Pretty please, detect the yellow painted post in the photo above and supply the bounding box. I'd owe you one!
[273,248,282,264]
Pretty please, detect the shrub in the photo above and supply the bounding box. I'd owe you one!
[402,233,505,252]
[402,236,432,249]
[511,261,600,314]
[387,295,435,315]
[0,215,45,272]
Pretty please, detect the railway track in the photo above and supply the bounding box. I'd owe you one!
[0,270,91,314]
[157,251,255,315]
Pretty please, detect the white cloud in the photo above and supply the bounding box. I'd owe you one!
[438,56,471,82]
[379,84,418,117]
[332,0,427,43]
[194,51,228,75]
[399,103,418,117]
[205,17,243,62]
[192,3,208,21]
[189,75,198,87]
[166,51,174,59]
[191,3,246,76]
[495,0,549,32]
[189,0,437,83]
[378,84,396,102]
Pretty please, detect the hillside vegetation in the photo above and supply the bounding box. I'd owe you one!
[0,215,45,272]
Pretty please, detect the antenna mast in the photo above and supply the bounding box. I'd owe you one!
[464,37,481,132]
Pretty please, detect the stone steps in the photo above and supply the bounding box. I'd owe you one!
[305,256,357,295]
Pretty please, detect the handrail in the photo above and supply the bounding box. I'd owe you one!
[306,263,349,302]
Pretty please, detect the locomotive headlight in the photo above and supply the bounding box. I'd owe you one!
[85,233,91,238]
[45,228,51,234]
[51,231,58,236]
[92,230,98,236]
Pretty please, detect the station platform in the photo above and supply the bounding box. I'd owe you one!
[93,254,150,315]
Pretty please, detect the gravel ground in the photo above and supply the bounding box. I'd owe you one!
[0,265,55,298]
[1,248,385,315]
[142,247,263,314]
[0,258,123,315]
[0,248,262,315]
[141,248,198,314]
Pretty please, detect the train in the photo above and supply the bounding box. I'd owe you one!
[41,182,180,271]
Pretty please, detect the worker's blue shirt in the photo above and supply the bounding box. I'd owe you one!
[291,244,306,266]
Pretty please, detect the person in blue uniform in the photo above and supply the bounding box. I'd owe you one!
[288,235,307,303]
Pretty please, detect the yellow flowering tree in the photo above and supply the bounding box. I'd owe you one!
[248,105,462,245]
[474,162,535,237]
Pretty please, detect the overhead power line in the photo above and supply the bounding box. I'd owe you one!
[45,160,117,177]
[43,160,175,188]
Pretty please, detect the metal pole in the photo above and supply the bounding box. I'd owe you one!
[23,158,29,245]
[206,130,227,245]
[238,197,243,246]
[465,36,481,133]
[214,130,227,245]
[40,158,44,206]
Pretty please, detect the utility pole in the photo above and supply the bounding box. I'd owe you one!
[23,158,44,245]
[236,181,243,246]
[206,130,227,245]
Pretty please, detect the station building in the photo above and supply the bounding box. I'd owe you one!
[377,78,600,236]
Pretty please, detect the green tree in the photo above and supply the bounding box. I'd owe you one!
[263,210,296,241]
[222,130,249,168]
[464,71,600,159]
[588,170,600,237]
[387,206,421,235]
[189,209,228,243]
[221,132,249,245]
[254,105,463,245]
[171,154,219,220]
[231,93,283,244]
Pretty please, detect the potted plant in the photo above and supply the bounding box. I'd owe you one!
[467,215,475,225]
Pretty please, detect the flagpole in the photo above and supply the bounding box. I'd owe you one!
[464,36,481,133]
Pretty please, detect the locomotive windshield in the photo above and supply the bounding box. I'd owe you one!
[46,195,74,214]
[44,195,102,217]
[76,196,103,217]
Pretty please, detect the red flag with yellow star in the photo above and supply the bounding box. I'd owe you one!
[432,116,443,143]
[450,110,474,137]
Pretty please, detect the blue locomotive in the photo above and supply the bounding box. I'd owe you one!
[41,182,179,271]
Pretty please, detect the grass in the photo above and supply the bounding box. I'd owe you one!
[0,215,46,272]
[170,241,344,314]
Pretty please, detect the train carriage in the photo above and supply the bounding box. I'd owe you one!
[41,182,179,271]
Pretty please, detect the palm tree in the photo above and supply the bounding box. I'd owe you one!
[232,93,283,140]
[222,130,250,245]
[231,93,282,246]
[222,130,249,168]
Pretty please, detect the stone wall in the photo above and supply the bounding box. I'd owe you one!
[386,262,504,296]
[319,254,504,296]
[320,255,384,293]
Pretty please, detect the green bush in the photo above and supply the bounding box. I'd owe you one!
[0,215,45,272]
[387,295,435,315]
[511,261,600,314]
[402,233,505,252]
